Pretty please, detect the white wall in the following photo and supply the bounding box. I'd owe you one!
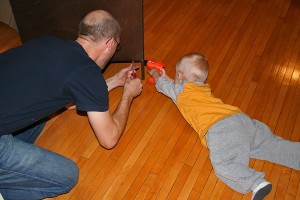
[0,0,18,31]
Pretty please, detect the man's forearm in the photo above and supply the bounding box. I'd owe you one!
[106,77,117,92]
[112,96,133,138]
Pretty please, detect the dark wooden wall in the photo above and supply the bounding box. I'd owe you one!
[9,0,144,63]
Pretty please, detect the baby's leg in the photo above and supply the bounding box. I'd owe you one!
[250,120,300,170]
[206,114,267,194]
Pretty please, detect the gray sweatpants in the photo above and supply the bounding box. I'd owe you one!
[206,113,300,194]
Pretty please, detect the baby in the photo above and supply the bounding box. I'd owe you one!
[148,53,300,200]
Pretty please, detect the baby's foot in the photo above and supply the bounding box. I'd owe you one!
[251,182,272,200]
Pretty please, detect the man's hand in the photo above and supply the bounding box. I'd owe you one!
[106,64,139,91]
[122,77,143,100]
[65,102,76,110]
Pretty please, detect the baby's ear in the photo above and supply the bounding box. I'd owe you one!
[177,72,185,82]
[178,72,193,83]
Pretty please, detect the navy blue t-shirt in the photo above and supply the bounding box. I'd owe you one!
[0,36,108,135]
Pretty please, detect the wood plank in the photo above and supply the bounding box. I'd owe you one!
[1,0,300,199]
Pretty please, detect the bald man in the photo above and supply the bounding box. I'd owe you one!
[0,10,142,199]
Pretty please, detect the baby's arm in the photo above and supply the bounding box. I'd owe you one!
[148,68,173,82]
[160,69,174,82]
[148,68,161,83]
[148,69,183,104]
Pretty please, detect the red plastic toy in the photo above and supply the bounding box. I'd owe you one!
[146,60,165,83]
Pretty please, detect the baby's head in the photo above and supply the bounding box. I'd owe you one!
[174,53,209,84]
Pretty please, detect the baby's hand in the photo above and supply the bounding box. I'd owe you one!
[160,69,175,83]
[160,68,167,77]
[148,68,160,77]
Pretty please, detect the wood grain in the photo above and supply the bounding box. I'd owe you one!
[1,0,300,199]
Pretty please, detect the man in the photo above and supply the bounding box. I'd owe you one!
[0,10,142,199]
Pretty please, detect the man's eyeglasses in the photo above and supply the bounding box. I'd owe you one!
[114,38,121,51]
[106,38,121,51]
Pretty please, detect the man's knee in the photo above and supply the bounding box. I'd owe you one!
[49,157,79,196]
[60,160,79,193]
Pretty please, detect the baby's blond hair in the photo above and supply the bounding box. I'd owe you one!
[176,53,209,82]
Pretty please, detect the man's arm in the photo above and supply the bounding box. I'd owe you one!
[88,77,142,149]
[67,64,137,110]
[106,64,138,91]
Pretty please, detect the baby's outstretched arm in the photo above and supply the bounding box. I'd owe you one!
[148,68,182,104]
[160,69,174,82]
[148,68,174,83]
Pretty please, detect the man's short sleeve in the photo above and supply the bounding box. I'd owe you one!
[64,66,109,112]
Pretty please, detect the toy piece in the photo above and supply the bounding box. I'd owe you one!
[130,60,137,79]
[145,60,165,83]
[131,70,137,79]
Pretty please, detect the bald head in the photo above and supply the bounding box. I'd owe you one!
[78,10,121,42]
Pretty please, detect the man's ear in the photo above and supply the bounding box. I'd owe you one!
[105,38,114,50]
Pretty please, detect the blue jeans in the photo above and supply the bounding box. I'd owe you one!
[0,120,79,200]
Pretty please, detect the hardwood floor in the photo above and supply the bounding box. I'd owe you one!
[1,0,300,199]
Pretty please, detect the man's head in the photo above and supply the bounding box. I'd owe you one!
[79,10,121,43]
[175,53,209,83]
[77,10,121,68]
